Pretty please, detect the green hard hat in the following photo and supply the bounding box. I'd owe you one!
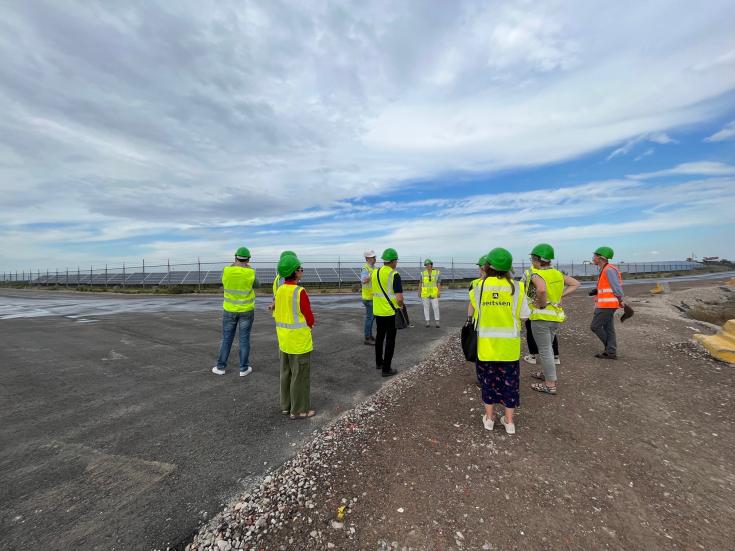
[594,246,614,259]
[486,247,513,272]
[279,250,296,259]
[235,246,251,259]
[381,248,398,261]
[530,243,555,261]
[477,255,487,266]
[277,254,301,278]
[423,258,433,265]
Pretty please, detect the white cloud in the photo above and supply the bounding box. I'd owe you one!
[628,161,735,179]
[1,1,735,268]
[704,120,735,142]
[606,133,676,161]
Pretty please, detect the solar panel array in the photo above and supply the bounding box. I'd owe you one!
[2,262,702,286]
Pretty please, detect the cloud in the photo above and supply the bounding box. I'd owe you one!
[1,1,735,268]
[634,148,654,161]
[606,132,676,161]
[628,161,735,179]
[704,120,735,142]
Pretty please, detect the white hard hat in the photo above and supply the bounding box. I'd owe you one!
[364,249,376,258]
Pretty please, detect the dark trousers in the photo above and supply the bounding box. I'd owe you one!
[525,318,558,356]
[375,314,397,372]
[591,308,617,354]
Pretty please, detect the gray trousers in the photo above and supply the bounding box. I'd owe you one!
[591,308,617,354]
[530,320,560,382]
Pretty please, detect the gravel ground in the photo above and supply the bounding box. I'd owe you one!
[188,282,735,551]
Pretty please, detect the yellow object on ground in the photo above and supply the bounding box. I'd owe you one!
[727,277,735,286]
[694,319,735,364]
[650,282,670,294]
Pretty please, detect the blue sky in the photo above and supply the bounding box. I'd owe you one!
[1,0,734,271]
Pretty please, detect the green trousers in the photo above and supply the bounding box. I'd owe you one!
[279,351,311,414]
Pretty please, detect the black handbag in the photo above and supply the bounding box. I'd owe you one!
[461,279,485,361]
[376,267,409,330]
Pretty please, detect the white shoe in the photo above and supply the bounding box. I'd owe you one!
[482,414,494,431]
[500,415,516,435]
[554,356,561,365]
[212,366,226,375]
[239,366,253,377]
[523,354,537,365]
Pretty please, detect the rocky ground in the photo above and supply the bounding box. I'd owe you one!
[187,281,735,551]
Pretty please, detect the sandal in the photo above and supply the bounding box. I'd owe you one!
[531,382,557,395]
[289,410,316,419]
[531,371,545,381]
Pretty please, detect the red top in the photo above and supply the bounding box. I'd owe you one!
[283,281,315,327]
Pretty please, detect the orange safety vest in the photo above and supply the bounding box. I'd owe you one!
[596,263,622,309]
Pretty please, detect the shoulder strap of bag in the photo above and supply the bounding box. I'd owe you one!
[376,266,398,312]
[473,278,486,329]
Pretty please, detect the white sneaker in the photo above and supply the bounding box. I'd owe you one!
[239,366,253,377]
[212,366,226,375]
[500,415,516,435]
[554,356,561,365]
[523,354,537,365]
[482,414,494,431]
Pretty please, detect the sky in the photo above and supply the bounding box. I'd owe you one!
[1,0,734,272]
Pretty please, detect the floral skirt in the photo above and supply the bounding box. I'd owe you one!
[475,360,520,408]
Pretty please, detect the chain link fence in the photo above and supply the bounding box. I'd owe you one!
[0,258,704,289]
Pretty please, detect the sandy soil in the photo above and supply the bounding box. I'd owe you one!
[188,281,735,551]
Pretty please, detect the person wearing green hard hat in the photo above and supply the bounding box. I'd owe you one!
[469,248,531,435]
[212,246,259,377]
[371,247,406,377]
[273,253,316,419]
[523,244,580,396]
[465,255,488,387]
[419,258,442,328]
[590,246,627,360]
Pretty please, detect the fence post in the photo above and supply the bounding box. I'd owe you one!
[90,265,93,288]
[142,258,146,288]
[338,256,342,289]
[197,257,201,291]
[167,259,171,288]
[451,257,455,283]
[123,263,126,288]
[105,264,108,288]
[66,268,69,288]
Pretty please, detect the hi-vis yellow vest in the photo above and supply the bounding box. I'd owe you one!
[371,266,397,317]
[222,266,256,313]
[361,263,374,301]
[469,277,485,322]
[274,284,313,354]
[272,274,284,297]
[528,267,566,322]
[420,269,440,299]
[469,276,525,361]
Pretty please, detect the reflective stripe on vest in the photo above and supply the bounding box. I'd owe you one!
[274,284,313,354]
[528,268,566,322]
[595,264,621,309]
[361,263,374,301]
[372,266,397,317]
[475,277,524,361]
[420,269,440,299]
[222,266,256,312]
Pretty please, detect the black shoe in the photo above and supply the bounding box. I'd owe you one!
[435,323,440,328]
[364,338,374,346]
[382,368,398,377]
[376,363,382,370]
[594,352,618,360]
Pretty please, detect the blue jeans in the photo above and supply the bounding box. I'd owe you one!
[216,310,255,371]
[362,299,374,338]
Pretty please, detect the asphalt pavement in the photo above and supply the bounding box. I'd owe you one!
[0,289,467,550]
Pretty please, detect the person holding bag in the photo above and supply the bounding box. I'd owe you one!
[371,248,404,377]
[471,248,530,435]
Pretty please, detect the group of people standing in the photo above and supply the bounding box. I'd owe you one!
[465,244,625,435]
[211,244,626,431]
